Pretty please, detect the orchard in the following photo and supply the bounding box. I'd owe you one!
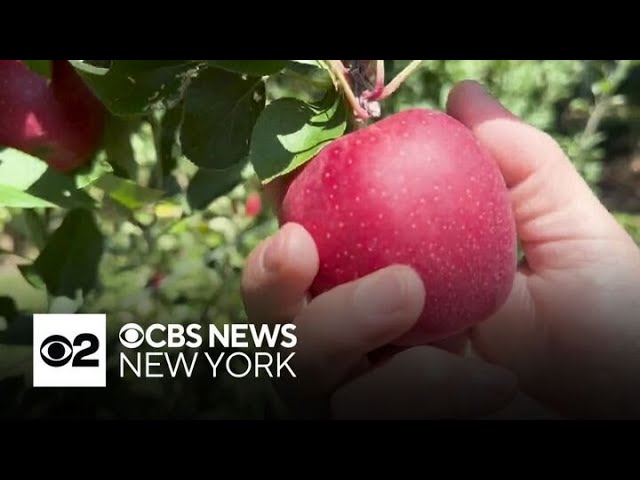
[0,60,639,418]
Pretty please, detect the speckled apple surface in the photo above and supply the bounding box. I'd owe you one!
[280,108,517,345]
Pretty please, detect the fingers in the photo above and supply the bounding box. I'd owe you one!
[331,346,518,419]
[291,265,425,397]
[469,272,538,377]
[447,81,630,271]
[241,222,319,324]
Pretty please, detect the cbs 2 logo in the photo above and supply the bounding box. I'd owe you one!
[40,334,100,368]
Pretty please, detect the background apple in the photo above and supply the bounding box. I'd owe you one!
[0,60,105,172]
[245,192,263,218]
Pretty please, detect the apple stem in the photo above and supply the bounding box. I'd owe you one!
[326,60,370,122]
[377,60,424,101]
[362,60,386,101]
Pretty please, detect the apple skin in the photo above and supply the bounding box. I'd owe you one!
[0,60,105,172]
[280,108,517,346]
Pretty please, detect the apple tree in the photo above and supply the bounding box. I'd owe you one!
[0,59,637,418]
[0,60,425,417]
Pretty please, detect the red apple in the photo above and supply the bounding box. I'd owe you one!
[246,192,262,217]
[0,60,105,172]
[280,108,517,345]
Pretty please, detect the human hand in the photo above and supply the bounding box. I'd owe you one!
[241,222,517,419]
[447,81,640,418]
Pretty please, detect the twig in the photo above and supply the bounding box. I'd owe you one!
[582,97,611,141]
[326,60,370,121]
[580,60,632,149]
[378,60,423,101]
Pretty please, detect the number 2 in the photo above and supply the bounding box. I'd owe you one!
[72,333,100,367]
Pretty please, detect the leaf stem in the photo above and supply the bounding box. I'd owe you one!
[363,60,386,101]
[378,60,423,101]
[326,60,370,122]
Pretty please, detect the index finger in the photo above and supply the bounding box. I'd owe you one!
[280,265,425,413]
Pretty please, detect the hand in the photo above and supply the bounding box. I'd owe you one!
[447,81,640,418]
[241,222,517,419]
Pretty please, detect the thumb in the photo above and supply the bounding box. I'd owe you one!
[446,80,630,272]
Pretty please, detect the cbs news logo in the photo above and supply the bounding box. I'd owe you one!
[33,314,106,387]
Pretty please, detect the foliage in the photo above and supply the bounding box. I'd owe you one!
[615,212,640,244]
[1,60,639,418]
[386,60,640,188]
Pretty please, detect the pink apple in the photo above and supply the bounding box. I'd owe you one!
[280,108,517,345]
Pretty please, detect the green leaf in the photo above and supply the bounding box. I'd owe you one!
[74,60,201,116]
[18,264,46,291]
[93,173,165,209]
[26,170,96,209]
[0,149,49,190]
[291,60,324,67]
[0,185,56,208]
[181,68,265,169]
[74,155,114,188]
[0,149,95,209]
[187,162,246,210]
[267,61,334,104]
[103,115,140,179]
[31,209,104,298]
[593,79,613,96]
[207,60,288,76]
[249,92,347,182]
[23,60,51,78]
[68,60,110,75]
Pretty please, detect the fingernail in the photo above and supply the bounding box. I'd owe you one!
[470,364,518,399]
[263,230,288,272]
[464,80,489,94]
[462,81,517,120]
[354,268,418,317]
[465,82,501,107]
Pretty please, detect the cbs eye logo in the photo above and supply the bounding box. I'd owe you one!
[33,314,106,388]
[119,323,144,348]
